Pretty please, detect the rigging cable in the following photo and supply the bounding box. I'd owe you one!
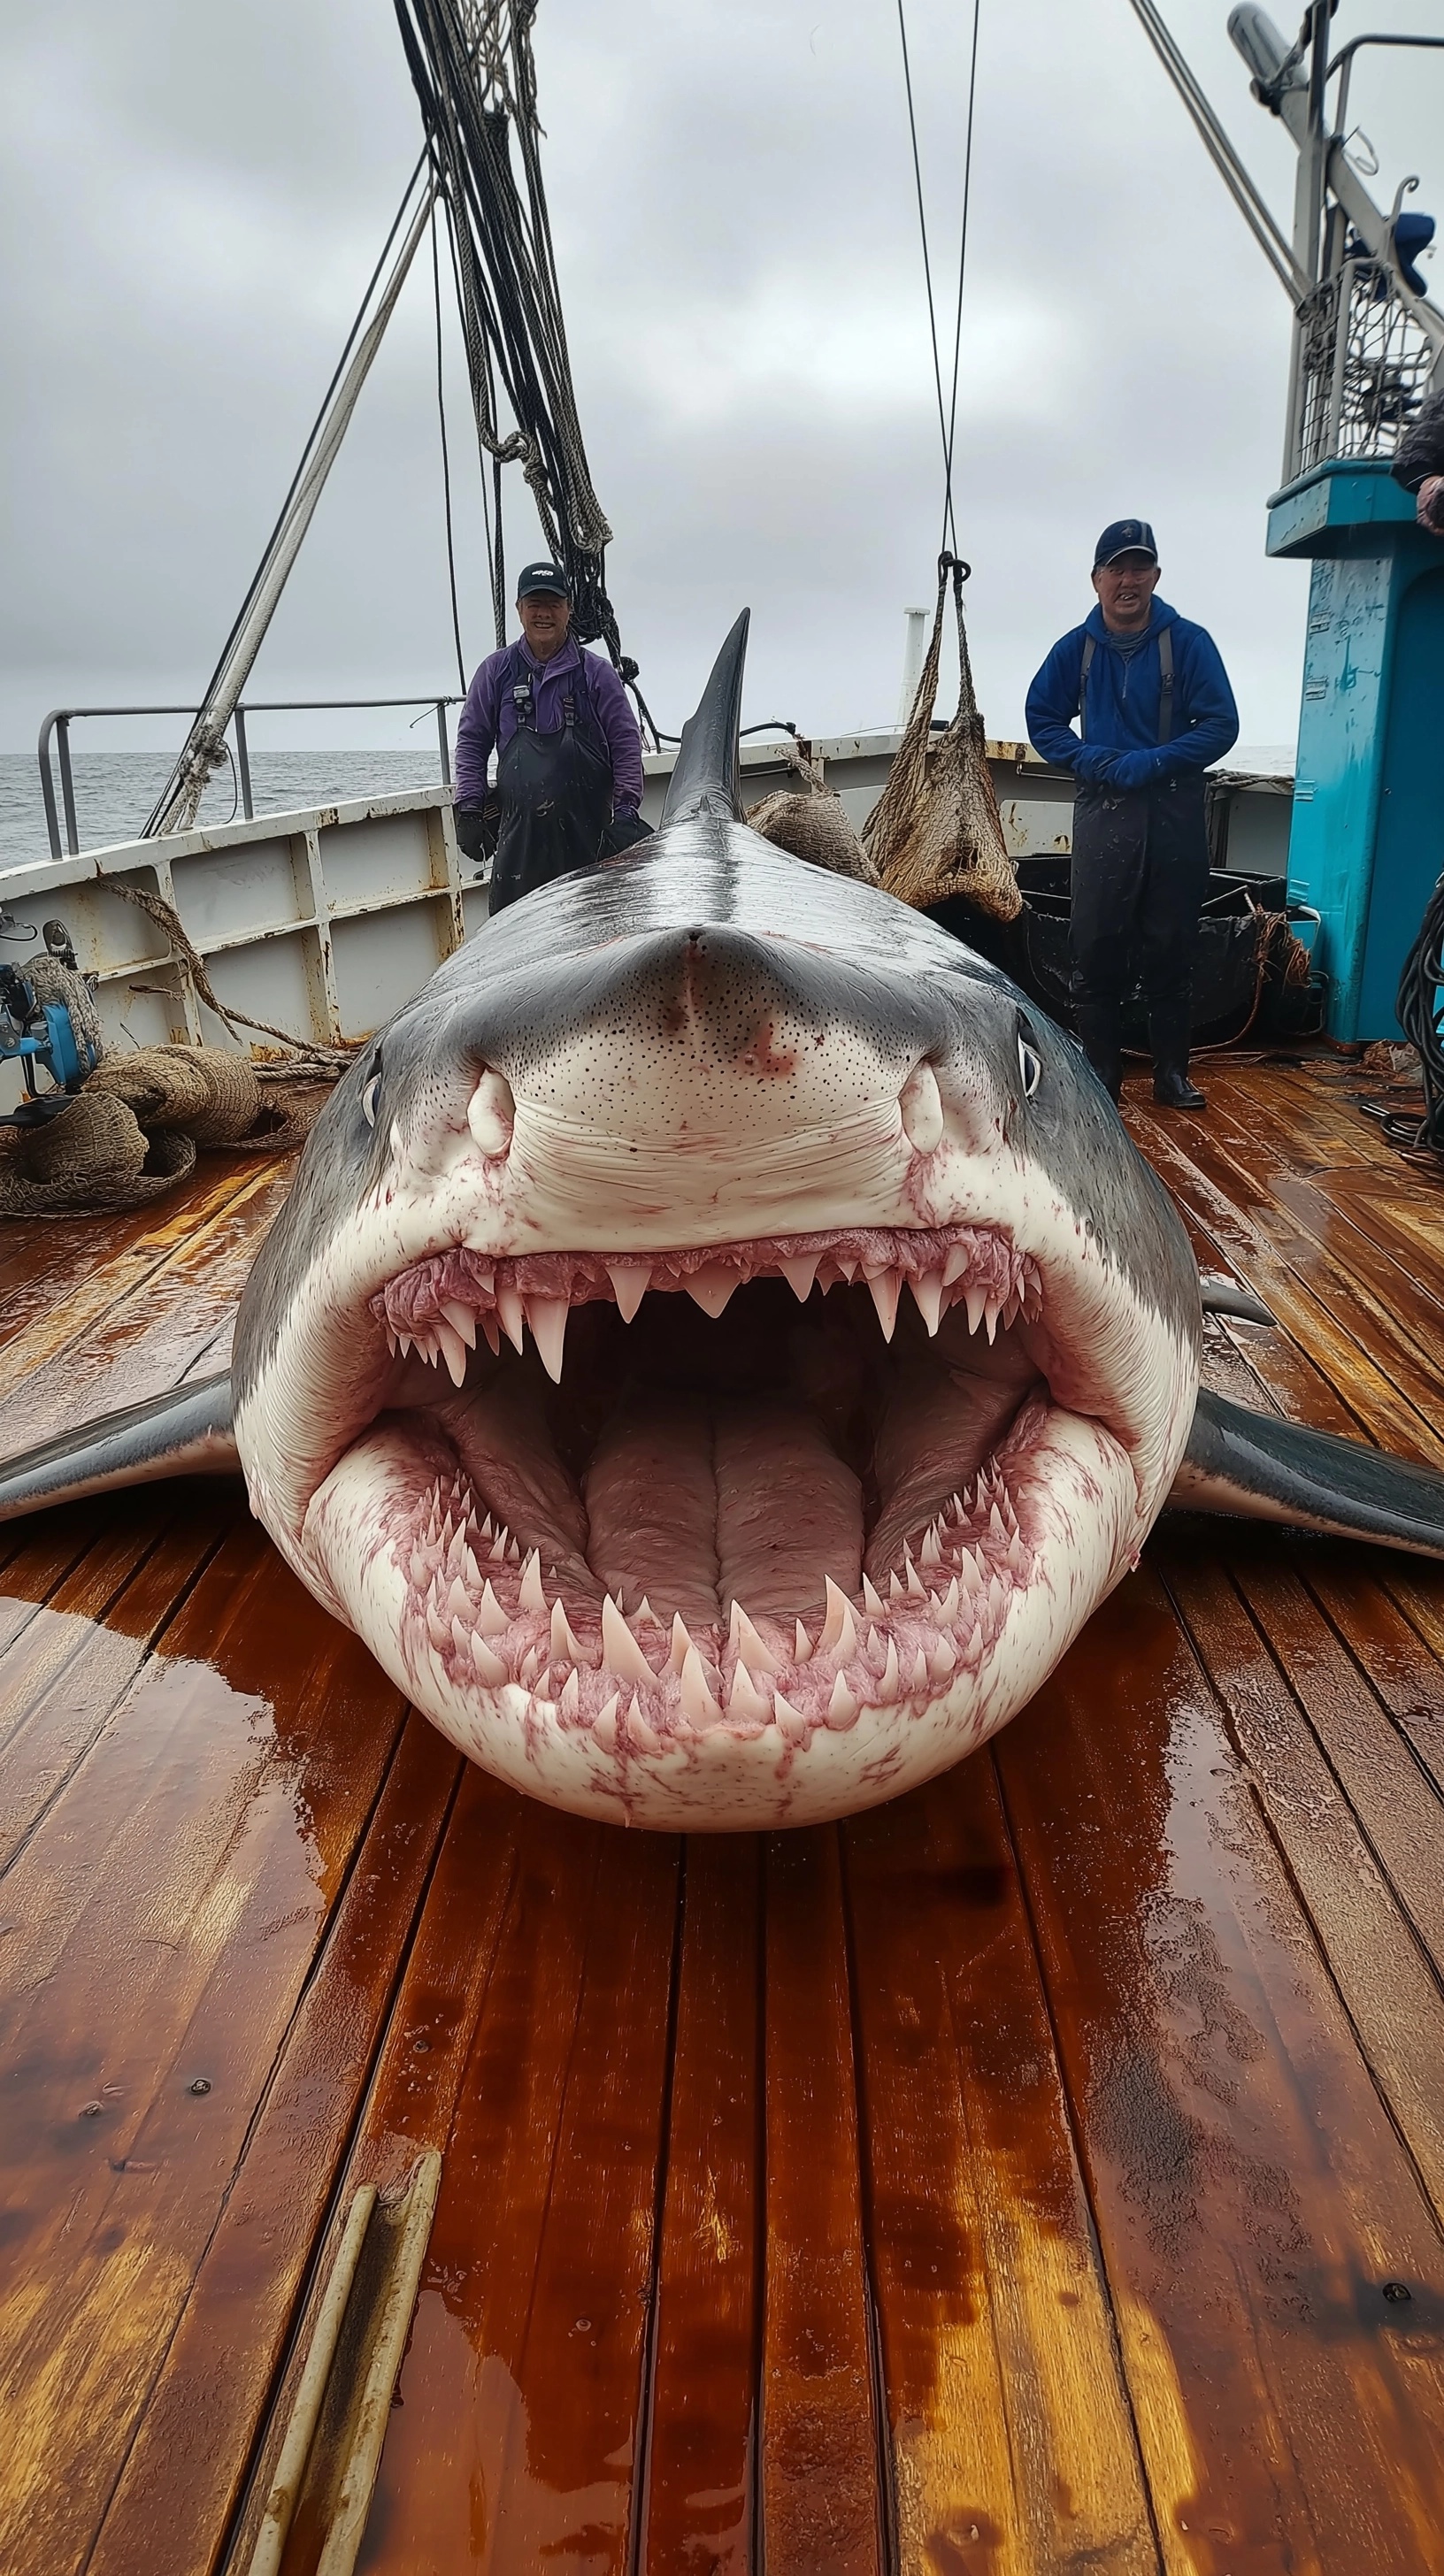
[431,182,468,695]
[895,0,984,557]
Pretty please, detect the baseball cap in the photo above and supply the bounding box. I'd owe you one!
[1094,518,1158,569]
[516,560,572,600]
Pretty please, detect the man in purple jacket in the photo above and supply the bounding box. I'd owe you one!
[453,561,648,914]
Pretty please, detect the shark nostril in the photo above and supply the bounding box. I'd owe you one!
[468,1070,516,1159]
[899,1063,944,1155]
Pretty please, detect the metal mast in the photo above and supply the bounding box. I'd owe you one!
[1125,1,1444,483]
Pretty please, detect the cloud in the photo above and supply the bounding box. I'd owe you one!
[3,0,1440,756]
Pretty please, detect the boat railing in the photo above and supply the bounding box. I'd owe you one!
[36,694,463,861]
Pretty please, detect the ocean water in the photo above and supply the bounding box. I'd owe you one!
[0,738,1295,877]
[0,749,451,870]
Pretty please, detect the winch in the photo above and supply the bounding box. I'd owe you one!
[0,916,102,1126]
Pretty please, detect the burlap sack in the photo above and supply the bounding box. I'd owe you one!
[746,790,879,884]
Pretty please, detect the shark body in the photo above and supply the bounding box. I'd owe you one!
[4,616,1444,1829]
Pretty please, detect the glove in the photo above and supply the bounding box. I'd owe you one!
[601,810,653,857]
[1072,744,1123,786]
[1106,748,1169,794]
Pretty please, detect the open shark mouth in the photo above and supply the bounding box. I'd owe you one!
[301,1217,1142,1826]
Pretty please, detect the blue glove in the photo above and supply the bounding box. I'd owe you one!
[1072,743,1122,786]
[1107,748,1169,793]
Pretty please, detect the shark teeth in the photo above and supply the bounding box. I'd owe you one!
[405,1454,1032,1759]
[372,1225,1043,1369]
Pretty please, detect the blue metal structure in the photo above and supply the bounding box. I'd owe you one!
[1268,461,1444,1040]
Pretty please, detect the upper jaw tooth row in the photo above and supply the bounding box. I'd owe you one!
[401,1461,1036,1750]
[373,1229,1043,1386]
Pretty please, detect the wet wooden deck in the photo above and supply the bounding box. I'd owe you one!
[4,1054,1444,2575]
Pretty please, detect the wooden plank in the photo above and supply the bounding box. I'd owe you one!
[345,1810,681,2575]
[0,1156,276,1397]
[640,1836,762,2576]
[0,1491,232,1871]
[1152,1091,1444,1418]
[1287,1550,1444,1823]
[843,1772,1158,2575]
[0,1506,124,1660]
[1130,1103,1444,1459]
[995,1565,1444,2572]
[221,1763,528,2576]
[0,1157,266,1359]
[1225,1541,1444,1982]
[0,1524,410,2576]
[0,1162,291,1444]
[1157,1535,1444,2229]
[760,1828,883,2576]
[86,1716,465,2576]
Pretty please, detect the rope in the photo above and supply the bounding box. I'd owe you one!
[1381,865,1444,1162]
[102,879,356,1071]
[432,184,468,695]
[895,0,985,556]
[393,0,630,675]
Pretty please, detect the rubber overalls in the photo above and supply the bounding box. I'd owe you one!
[488,662,614,916]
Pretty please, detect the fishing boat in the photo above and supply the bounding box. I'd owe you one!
[3,4,1444,2572]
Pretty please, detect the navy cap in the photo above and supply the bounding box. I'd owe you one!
[516,559,572,600]
[1094,518,1158,569]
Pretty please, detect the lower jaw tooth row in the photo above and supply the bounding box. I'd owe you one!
[402,1471,1033,1747]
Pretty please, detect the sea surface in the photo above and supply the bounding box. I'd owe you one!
[0,740,1295,874]
[0,750,450,870]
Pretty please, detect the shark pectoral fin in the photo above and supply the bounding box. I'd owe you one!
[0,1373,238,1524]
[1198,1273,1276,1328]
[1170,1387,1444,1559]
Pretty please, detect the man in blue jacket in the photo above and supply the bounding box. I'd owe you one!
[1025,519,1239,1108]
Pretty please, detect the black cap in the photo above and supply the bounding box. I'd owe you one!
[516,560,571,601]
[1094,518,1158,569]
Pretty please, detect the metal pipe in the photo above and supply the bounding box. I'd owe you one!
[145,177,439,840]
[1330,34,1444,150]
[435,700,451,786]
[33,697,461,856]
[1126,0,1309,302]
[56,717,80,857]
[37,711,65,862]
[233,706,254,819]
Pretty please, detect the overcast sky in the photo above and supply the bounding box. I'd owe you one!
[4,0,1442,761]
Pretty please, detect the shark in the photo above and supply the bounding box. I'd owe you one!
[4,612,1444,1831]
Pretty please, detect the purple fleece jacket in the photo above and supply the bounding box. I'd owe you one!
[453,636,644,816]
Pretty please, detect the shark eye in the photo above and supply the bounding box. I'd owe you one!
[1016,1019,1042,1099]
[361,1075,381,1128]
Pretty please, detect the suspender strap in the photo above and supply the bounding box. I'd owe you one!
[1156,622,1174,744]
[1079,632,1095,740]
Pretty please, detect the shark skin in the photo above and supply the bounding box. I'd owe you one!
[4,611,1444,1831]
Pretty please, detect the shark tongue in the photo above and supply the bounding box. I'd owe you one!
[582,1389,864,1634]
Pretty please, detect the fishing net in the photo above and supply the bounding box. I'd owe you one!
[0,1044,321,1218]
[865,556,1021,924]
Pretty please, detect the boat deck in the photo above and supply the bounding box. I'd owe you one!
[4,1054,1444,2575]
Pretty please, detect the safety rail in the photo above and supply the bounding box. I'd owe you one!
[36,694,463,861]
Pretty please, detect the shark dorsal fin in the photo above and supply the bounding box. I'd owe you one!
[659,609,750,826]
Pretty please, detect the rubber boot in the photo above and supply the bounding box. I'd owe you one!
[1148,1006,1205,1109]
[1072,1003,1123,1104]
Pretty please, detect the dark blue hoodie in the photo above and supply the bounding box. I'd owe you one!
[1025,599,1239,794]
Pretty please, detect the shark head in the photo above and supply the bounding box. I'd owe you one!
[232,616,1202,1828]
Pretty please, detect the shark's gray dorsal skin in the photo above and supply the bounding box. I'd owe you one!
[4,612,1444,1830]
